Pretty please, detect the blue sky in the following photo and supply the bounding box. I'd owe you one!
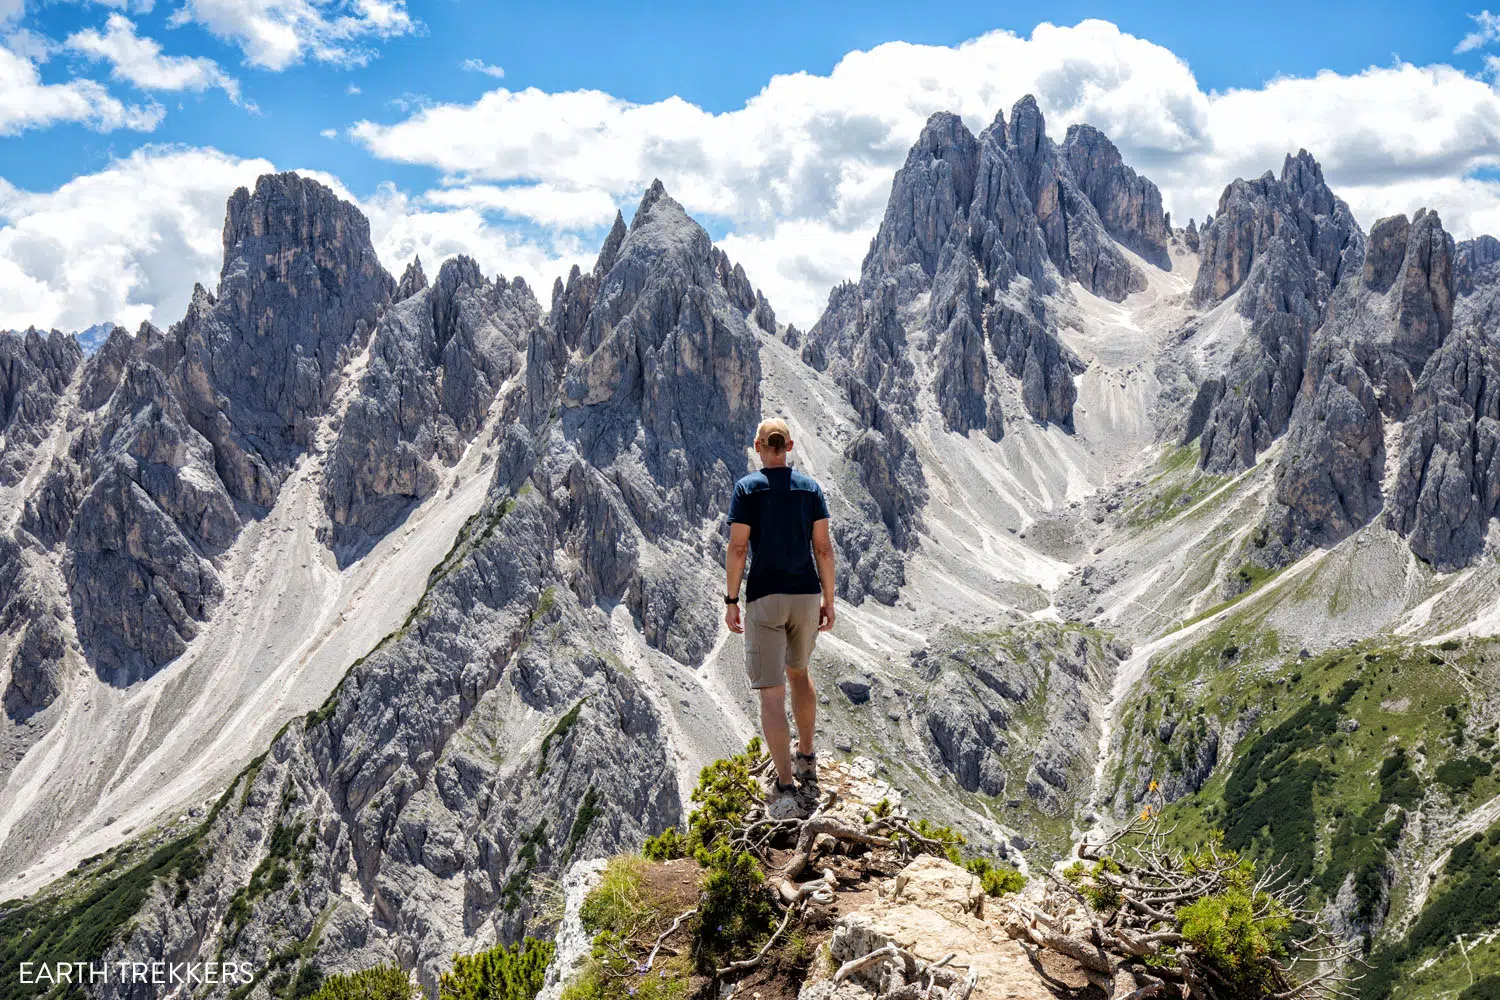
[6,0,1500,333]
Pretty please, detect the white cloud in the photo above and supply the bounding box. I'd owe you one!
[360,183,590,298]
[424,183,617,229]
[0,146,272,332]
[319,127,337,138]
[0,36,162,136]
[77,0,156,12]
[461,57,503,78]
[173,0,415,71]
[0,147,587,333]
[348,19,1500,327]
[4,27,57,61]
[345,82,360,94]
[0,0,22,26]
[66,14,241,102]
[16,19,1500,335]
[1457,10,1500,53]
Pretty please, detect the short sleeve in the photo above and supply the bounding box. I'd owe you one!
[728,481,750,524]
[812,482,830,521]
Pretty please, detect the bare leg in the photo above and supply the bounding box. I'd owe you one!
[787,667,817,756]
[758,686,794,784]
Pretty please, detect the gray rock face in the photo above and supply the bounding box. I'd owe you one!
[102,477,683,997]
[5,173,396,684]
[0,537,68,719]
[324,256,540,550]
[51,360,239,682]
[1192,151,1360,308]
[395,255,428,301]
[0,328,82,486]
[1183,218,1200,253]
[1186,151,1363,472]
[1260,339,1386,566]
[1456,234,1500,295]
[1063,123,1171,269]
[1387,325,1500,569]
[801,99,1168,596]
[1259,209,1458,567]
[546,181,763,534]
[175,173,394,508]
[1006,96,1145,301]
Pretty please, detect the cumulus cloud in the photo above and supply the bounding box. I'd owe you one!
[15,19,1500,334]
[0,35,162,136]
[360,183,592,297]
[172,0,415,70]
[0,147,587,333]
[349,19,1500,326]
[66,14,242,102]
[0,146,273,332]
[461,57,503,78]
[424,183,618,229]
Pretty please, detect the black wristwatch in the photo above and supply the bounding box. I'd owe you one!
[724,595,739,605]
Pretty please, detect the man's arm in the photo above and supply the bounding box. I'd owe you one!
[725,522,751,634]
[812,518,836,631]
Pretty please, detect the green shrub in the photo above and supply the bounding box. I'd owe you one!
[1178,886,1290,991]
[308,965,414,1000]
[693,843,773,972]
[439,939,555,1000]
[1436,756,1494,793]
[642,827,688,861]
[1461,975,1500,1000]
[962,856,1026,896]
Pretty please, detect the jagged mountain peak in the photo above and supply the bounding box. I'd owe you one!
[396,255,428,300]
[594,210,628,277]
[631,177,671,229]
[1005,92,1046,155]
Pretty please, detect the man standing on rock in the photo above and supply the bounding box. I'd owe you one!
[724,418,836,803]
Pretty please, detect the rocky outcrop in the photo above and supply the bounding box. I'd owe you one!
[1259,209,1458,566]
[1259,339,1386,566]
[1456,234,1500,296]
[0,537,69,718]
[0,328,82,486]
[1062,123,1171,269]
[63,361,239,681]
[395,255,428,301]
[1005,97,1144,301]
[1185,151,1363,472]
[173,172,393,508]
[324,256,540,549]
[1387,325,1500,569]
[545,180,764,534]
[6,173,396,683]
[801,99,1168,596]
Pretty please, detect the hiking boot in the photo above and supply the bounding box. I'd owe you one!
[793,750,819,783]
[764,777,806,820]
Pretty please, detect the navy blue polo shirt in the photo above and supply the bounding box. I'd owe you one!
[728,466,830,604]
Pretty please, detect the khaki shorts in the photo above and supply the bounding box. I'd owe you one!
[744,593,822,689]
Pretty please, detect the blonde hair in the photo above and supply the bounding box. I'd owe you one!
[755,417,792,453]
